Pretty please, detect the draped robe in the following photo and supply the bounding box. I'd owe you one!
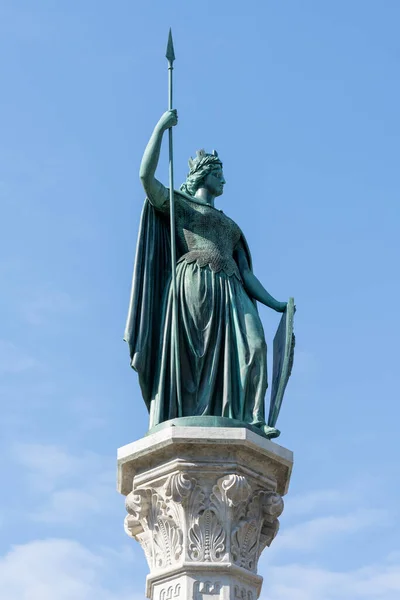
[124,191,269,432]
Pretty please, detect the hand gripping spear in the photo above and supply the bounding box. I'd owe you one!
[166,29,182,415]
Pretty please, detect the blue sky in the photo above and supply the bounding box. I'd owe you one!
[1,1,399,598]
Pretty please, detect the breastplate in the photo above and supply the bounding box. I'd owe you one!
[174,198,242,278]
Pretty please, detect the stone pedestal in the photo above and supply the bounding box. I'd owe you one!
[117,426,293,600]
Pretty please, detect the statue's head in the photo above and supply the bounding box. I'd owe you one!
[180,149,225,197]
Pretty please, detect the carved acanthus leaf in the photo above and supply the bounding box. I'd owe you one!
[231,520,259,571]
[188,508,226,562]
[153,516,183,568]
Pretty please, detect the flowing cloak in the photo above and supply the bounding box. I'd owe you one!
[124,192,260,417]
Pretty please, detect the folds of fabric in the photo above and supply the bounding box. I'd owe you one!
[125,195,268,431]
[149,261,268,429]
[124,199,171,410]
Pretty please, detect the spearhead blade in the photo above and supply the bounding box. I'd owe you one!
[166,28,175,63]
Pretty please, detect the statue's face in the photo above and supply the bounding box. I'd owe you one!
[203,165,226,197]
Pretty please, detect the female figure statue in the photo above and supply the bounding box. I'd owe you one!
[125,110,287,438]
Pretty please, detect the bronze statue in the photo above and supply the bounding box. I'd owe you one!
[124,33,294,439]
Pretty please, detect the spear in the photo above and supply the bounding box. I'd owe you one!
[166,29,182,415]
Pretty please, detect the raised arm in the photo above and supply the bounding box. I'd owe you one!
[139,110,178,207]
[236,245,287,312]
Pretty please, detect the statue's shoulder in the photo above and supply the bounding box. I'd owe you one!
[172,190,206,212]
[147,189,192,214]
[174,189,195,203]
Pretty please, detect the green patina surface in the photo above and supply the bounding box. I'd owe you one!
[124,32,295,439]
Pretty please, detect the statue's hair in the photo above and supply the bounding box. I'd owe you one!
[180,149,222,197]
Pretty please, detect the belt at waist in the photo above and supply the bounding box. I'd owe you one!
[178,251,242,280]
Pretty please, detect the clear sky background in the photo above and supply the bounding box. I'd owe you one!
[1,1,399,599]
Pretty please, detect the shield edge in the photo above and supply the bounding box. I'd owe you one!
[267,297,295,428]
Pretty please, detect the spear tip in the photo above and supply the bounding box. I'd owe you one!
[166,28,175,63]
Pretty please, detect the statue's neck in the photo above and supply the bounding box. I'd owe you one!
[194,188,215,207]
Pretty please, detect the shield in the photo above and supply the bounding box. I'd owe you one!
[267,297,295,428]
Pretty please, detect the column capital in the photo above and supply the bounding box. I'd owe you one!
[118,426,293,600]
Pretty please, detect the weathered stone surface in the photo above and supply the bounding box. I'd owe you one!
[117,426,293,599]
[118,426,293,496]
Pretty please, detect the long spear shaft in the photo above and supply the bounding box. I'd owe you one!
[166,29,182,414]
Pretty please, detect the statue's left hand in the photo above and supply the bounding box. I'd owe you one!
[275,302,287,313]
